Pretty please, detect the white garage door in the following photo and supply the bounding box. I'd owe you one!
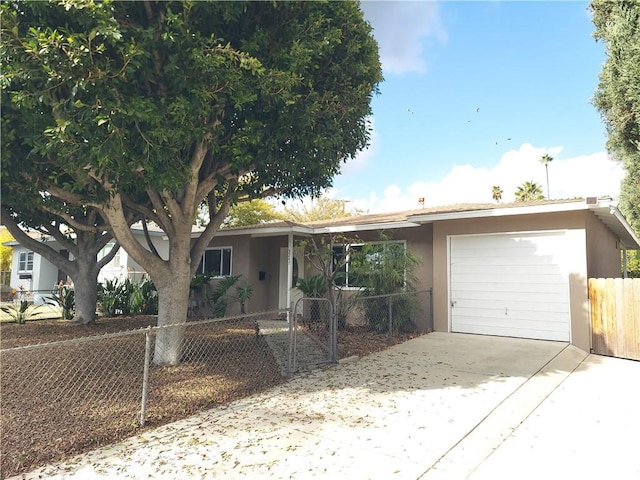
[450,232,570,341]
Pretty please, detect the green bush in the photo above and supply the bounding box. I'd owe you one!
[130,278,158,315]
[350,234,421,333]
[46,285,75,320]
[99,277,157,317]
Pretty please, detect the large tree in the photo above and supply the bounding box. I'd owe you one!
[2,1,382,364]
[1,205,122,325]
[1,80,132,325]
[592,0,640,232]
[539,154,553,199]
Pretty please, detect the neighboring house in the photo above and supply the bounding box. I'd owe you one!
[200,197,639,353]
[5,198,638,354]
[5,224,169,304]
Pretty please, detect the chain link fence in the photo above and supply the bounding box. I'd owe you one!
[288,290,432,375]
[288,297,335,377]
[1,290,432,477]
[1,310,286,478]
[337,289,433,340]
[0,289,64,322]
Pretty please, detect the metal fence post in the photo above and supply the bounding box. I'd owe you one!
[429,288,434,331]
[287,301,294,378]
[330,300,337,363]
[140,326,152,427]
[388,295,393,343]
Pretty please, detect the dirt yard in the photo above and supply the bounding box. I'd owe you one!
[0,316,418,479]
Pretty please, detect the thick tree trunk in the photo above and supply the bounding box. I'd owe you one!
[153,256,192,365]
[71,266,99,325]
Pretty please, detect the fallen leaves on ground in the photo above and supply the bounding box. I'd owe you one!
[0,316,418,479]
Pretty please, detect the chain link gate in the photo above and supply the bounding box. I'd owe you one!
[287,297,336,377]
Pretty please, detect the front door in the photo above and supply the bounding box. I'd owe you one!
[279,247,304,309]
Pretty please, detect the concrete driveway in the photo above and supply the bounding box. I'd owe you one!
[13,332,640,479]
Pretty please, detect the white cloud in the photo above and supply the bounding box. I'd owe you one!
[361,1,447,75]
[352,143,625,213]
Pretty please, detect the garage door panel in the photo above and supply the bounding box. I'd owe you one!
[451,321,569,342]
[451,282,568,295]
[451,272,566,285]
[453,298,570,313]
[452,289,568,303]
[450,232,571,342]
[454,314,569,332]
[452,246,544,259]
[451,255,559,267]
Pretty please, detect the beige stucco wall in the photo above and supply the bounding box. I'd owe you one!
[585,211,623,278]
[431,211,592,351]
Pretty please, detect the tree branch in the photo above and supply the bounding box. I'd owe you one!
[189,179,237,275]
[100,193,168,277]
[96,240,119,270]
[40,204,106,233]
[142,216,161,259]
[146,188,174,237]
[45,221,80,257]
[1,207,78,278]
[184,141,208,208]
[46,186,101,209]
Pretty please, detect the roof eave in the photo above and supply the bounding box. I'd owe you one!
[409,200,589,223]
[318,221,420,234]
[589,204,640,250]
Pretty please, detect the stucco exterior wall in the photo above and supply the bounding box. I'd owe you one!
[585,211,623,278]
[431,211,591,351]
[205,235,250,315]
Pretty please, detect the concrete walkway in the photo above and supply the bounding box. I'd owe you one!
[257,319,330,376]
[11,333,640,479]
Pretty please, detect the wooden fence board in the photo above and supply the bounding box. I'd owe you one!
[589,278,640,361]
[589,278,605,354]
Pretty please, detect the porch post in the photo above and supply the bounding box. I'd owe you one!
[287,233,294,316]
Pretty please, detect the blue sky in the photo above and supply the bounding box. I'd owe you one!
[326,0,624,213]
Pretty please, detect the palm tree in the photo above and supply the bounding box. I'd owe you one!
[491,185,503,203]
[515,181,545,202]
[539,154,553,199]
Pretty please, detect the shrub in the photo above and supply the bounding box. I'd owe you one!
[1,300,39,325]
[130,278,158,315]
[99,278,157,317]
[46,285,75,320]
[350,233,421,333]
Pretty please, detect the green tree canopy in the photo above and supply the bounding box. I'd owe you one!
[222,199,284,228]
[284,196,362,223]
[1,0,382,364]
[592,0,640,232]
[514,181,545,202]
[491,185,503,203]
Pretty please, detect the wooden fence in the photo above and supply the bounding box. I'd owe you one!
[589,278,640,361]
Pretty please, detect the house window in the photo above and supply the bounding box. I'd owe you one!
[18,251,34,272]
[197,247,232,277]
[332,241,406,288]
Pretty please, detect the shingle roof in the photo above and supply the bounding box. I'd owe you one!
[305,198,583,228]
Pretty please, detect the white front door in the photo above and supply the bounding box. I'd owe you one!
[449,231,571,341]
[279,247,304,309]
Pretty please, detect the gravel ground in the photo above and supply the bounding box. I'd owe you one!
[0,316,417,479]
